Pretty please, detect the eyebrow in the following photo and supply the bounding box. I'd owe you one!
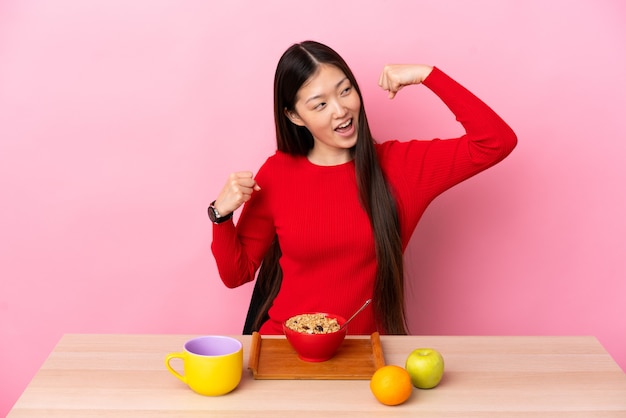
[304,77,349,104]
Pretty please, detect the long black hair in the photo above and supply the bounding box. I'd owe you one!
[251,41,406,334]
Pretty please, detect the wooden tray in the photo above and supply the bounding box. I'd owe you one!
[248,331,385,380]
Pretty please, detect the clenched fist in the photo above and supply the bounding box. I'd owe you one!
[213,171,261,216]
[378,64,433,99]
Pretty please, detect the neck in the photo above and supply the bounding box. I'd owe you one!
[307,148,353,166]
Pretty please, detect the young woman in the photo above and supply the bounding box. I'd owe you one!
[209,41,517,335]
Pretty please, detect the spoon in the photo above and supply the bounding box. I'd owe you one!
[339,299,372,331]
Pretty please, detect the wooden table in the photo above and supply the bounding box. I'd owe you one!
[8,334,626,417]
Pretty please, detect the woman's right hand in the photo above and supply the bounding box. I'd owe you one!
[213,171,261,216]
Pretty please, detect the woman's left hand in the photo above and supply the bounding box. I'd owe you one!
[378,64,434,99]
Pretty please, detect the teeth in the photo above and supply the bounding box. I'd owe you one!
[338,119,351,129]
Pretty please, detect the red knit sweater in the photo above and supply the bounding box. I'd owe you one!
[211,67,517,335]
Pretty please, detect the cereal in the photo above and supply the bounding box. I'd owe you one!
[285,313,340,334]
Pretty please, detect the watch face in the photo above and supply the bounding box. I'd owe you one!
[208,206,218,222]
[208,202,232,224]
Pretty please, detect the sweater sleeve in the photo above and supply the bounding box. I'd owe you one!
[211,159,276,289]
[422,66,517,165]
[380,67,517,243]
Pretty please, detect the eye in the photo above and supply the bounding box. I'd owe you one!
[341,86,352,96]
[313,102,326,110]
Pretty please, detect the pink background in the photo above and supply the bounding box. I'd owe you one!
[1,0,625,414]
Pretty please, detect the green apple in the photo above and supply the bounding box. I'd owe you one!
[405,348,444,389]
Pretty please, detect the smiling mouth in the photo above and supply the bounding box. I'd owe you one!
[335,119,353,132]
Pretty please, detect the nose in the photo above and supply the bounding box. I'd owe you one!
[332,99,348,118]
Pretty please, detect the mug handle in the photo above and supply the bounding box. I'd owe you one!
[165,352,187,384]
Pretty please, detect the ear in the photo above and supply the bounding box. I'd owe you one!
[284,108,305,127]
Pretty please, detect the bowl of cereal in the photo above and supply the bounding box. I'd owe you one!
[283,312,348,362]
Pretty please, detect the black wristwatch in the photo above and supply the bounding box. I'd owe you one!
[208,201,233,224]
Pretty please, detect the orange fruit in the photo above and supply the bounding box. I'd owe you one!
[370,365,413,406]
